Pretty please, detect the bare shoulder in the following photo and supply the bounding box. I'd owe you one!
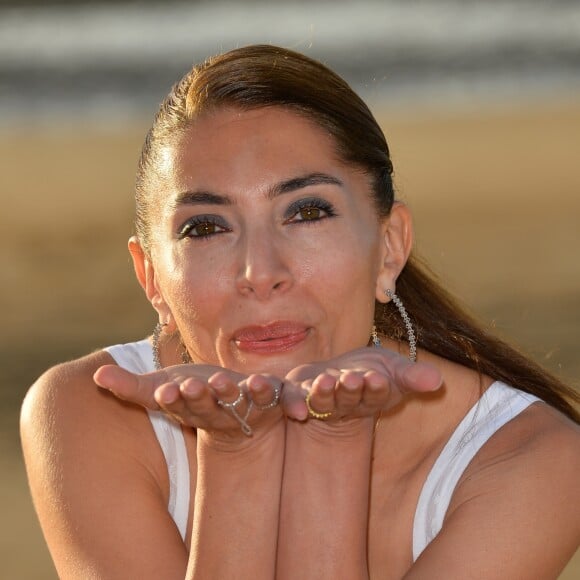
[424,401,580,578]
[406,387,579,578]
[20,349,189,578]
[21,349,152,446]
[22,349,114,419]
[20,346,170,481]
[20,347,168,486]
[459,400,580,487]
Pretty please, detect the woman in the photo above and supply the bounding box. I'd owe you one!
[21,45,579,579]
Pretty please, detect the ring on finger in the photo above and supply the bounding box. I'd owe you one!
[215,386,244,410]
[216,384,253,436]
[253,381,282,411]
[305,390,333,420]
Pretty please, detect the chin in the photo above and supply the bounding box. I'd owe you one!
[230,353,310,378]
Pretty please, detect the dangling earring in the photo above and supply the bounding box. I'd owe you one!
[180,339,192,364]
[152,321,193,368]
[385,289,417,362]
[370,325,382,348]
[152,321,167,370]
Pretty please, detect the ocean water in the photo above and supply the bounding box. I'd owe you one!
[1,0,579,124]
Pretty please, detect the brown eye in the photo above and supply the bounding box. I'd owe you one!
[193,222,218,236]
[178,216,230,239]
[284,197,337,225]
[299,206,322,220]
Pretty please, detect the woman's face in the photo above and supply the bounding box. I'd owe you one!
[148,106,389,376]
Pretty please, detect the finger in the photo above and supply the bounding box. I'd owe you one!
[154,378,216,427]
[246,374,282,410]
[378,350,442,395]
[179,377,208,402]
[334,370,365,410]
[179,377,224,424]
[208,371,245,406]
[154,381,181,406]
[400,361,443,393]
[280,380,309,421]
[154,382,197,425]
[94,365,165,410]
[306,373,337,416]
[360,370,391,408]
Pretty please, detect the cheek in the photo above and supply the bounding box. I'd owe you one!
[297,229,381,303]
[156,244,235,323]
[301,240,380,352]
[328,217,381,269]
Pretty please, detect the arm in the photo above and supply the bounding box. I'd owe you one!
[90,345,440,579]
[188,422,285,579]
[96,365,287,579]
[405,404,580,579]
[277,349,442,579]
[20,353,190,579]
[278,415,374,579]
[179,374,290,579]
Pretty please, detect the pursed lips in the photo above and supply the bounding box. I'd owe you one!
[232,321,310,354]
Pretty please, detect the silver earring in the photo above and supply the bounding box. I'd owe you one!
[385,289,417,362]
[152,322,167,370]
[181,343,192,364]
[152,322,193,369]
[371,325,382,348]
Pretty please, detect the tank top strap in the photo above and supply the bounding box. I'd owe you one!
[103,340,190,540]
[412,381,541,561]
[146,409,190,540]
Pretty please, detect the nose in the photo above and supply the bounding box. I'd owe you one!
[235,228,293,300]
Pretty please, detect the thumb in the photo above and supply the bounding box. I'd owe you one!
[94,365,163,410]
[398,361,443,394]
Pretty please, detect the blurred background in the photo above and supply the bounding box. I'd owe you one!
[1,0,578,577]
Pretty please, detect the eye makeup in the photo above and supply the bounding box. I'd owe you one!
[284,197,338,223]
[177,215,231,239]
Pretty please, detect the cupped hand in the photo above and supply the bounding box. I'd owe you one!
[93,363,286,440]
[285,346,442,423]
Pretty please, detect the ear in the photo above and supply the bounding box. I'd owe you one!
[375,202,413,303]
[128,236,176,331]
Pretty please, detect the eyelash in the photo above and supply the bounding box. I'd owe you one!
[177,215,230,240]
[177,198,337,240]
[284,197,337,224]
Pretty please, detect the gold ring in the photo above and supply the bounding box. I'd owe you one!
[305,390,333,420]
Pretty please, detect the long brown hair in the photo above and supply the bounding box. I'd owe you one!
[135,44,579,422]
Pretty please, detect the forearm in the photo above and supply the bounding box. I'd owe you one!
[186,421,285,580]
[277,418,374,580]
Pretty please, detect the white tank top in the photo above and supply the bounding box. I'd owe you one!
[104,340,190,540]
[104,340,541,557]
[412,380,540,559]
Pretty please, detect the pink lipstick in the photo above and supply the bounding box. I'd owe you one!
[233,321,310,354]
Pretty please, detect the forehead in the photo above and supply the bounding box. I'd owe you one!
[164,107,344,193]
[181,105,334,150]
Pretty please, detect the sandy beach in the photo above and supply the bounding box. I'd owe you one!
[1,97,578,577]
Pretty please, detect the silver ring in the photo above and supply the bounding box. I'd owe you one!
[253,381,282,411]
[216,386,245,411]
[216,385,253,436]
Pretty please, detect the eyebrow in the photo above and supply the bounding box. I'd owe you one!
[172,172,344,208]
[267,172,343,200]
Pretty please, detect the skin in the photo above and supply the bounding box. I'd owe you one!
[21,106,580,579]
[142,107,397,376]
